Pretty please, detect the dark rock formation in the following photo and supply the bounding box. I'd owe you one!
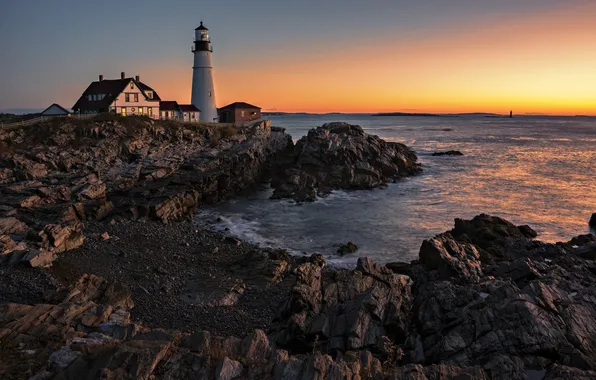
[405,214,596,379]
[1,273,488,380]
[271,122,421,201]
[0,118,291,267]
[271,257,412,356]
[431,150,464,156]
[589,213,596,228]
[337,241,359,255]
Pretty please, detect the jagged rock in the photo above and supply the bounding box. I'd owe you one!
[589,213,596,228]
[431,150,464,156]
[272,257,412,355]
[0,217,27,234]
[337,241,359,256]
[419,233,483,282]
[0,119,292,262]
[271,122,421,201]
[449,214,538,262]
[49,346,81,369]
[215,357,243,380]
[408,215,596,376]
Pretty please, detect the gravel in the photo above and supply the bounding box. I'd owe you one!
[49,219,294,338]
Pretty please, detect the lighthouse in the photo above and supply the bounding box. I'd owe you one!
[191,22,218,122]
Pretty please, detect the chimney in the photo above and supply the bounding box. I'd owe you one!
[135,75,140,82]
[99,74,104,81]
[121,72,125,79]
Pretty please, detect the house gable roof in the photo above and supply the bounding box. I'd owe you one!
[159,101,179,111]
[218,102,261,110]
[179,104,200,112]
[41,103,71,115]
[72,78,161,112]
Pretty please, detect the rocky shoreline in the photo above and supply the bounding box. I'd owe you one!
[1,117,596,379]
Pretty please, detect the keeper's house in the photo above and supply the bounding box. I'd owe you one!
[72,73,200,121]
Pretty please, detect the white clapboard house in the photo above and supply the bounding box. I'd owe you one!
[72,73,200,121]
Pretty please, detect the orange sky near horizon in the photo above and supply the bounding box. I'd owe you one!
[108,3,596,115]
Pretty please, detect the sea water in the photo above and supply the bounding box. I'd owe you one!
[197,114,596,266]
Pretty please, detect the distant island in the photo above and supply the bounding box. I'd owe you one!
[372,112,442,117]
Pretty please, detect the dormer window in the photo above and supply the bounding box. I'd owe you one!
[147,91,152,99]
[88,94,93,101]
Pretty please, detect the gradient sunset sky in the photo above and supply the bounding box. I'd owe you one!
[1,0,595,114]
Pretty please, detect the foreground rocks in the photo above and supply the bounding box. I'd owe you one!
[271,122,421,201]
[0,117,291,268]
[2,214,596,379]
[590,213,596,228]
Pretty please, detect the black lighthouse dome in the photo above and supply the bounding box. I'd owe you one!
[195,22,208,31]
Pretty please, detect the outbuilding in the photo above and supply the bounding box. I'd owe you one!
[217,102,261,124]
[41,103,71,117]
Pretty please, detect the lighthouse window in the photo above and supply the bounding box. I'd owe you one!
[208,91,212,97]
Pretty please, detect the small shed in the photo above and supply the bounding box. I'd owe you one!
[218,102,261,124]
[41,103,71,117]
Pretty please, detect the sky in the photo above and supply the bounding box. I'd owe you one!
[1,0,595,115]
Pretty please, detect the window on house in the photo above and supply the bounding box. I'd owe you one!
[121,107,127,116]
[87,95,92,101]
[125,93,130,102]
[138,107,144,115]
[170,111,174,117]
[130,83,134,89]
[134,93,138,102]
[148,107,152,116]
[241,111,245,117]
[147,92,152,99]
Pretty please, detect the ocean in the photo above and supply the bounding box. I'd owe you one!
[197,114,596,266]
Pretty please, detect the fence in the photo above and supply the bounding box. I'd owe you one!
[0,114,96,129]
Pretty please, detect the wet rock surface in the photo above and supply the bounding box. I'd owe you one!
[270,122,421,201]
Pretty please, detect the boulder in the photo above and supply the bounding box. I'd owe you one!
[419,233,483,282]
[337,241,358,255]
[270,122,421,201]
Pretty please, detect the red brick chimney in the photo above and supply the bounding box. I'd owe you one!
[99,74,104,81]
[121,72,125,79]
[135,75,140,82]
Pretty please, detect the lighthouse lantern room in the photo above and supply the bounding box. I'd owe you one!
[191,22,218,122]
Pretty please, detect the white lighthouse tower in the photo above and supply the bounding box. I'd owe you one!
[191,22,218,122]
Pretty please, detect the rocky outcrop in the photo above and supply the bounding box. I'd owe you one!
[271,257,413,356]
[589,213,596,228]
[1,274,488,380]
[0,118,292,267]
[337,241,359,256]
[404,215,596,379]
[271,122,421,201]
